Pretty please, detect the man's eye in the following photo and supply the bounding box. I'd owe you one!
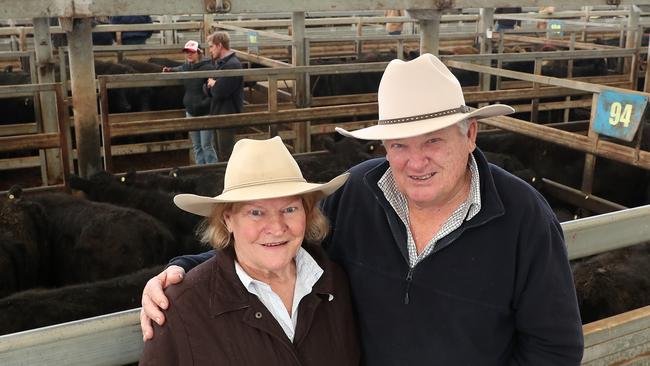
[250,209,263,216]
[284,207,298,213]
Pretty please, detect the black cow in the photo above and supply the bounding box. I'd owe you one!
[572,242,650,324]
[0,67,35,124]
[119,58,185,111]
[0,187,51,297]
[27,191,177,285]
[0,265,163,335]
[68,172,206,255]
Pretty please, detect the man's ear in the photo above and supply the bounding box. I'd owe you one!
[467,118,478,152]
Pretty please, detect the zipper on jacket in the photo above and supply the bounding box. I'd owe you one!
[404,267,414,305]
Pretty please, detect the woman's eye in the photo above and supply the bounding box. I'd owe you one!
[284,207,298,214]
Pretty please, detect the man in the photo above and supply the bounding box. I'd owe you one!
[141,54,584,365]
[203,31,244,160]
[110,15,153,45]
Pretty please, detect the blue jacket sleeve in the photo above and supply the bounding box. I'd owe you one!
[508,208,584,365]
[168,250,216,273]
[207,61,242,99]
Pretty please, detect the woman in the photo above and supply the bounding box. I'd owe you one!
[163,40,218,164]
[139,137,360,365]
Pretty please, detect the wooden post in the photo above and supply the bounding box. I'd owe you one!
[624,5,639,75]
[564,32,575,122]
[531,58,542,123]
[65,17,102,177]
[581,94,600,204]
[268,75,278,137]
[33,17,63,185]
[292,11,309,152]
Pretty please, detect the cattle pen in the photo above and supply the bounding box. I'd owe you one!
[2,0,650,365]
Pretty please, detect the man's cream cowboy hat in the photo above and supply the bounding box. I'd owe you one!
[174,136,349,217]
[336,53,515,140]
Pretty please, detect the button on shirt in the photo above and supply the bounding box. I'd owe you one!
[235,247,325,342]
[378,154,482,268]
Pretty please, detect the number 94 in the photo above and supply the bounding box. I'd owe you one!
[609,102,632,127]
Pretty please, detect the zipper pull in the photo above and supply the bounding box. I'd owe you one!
[404,268,414,305]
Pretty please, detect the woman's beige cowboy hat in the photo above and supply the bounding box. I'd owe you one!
[174,136,349,217]
[336,53,515,140]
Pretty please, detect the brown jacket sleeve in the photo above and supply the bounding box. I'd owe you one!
[139,304,193,365]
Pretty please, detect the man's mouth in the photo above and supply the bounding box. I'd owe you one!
[409,173,434,180]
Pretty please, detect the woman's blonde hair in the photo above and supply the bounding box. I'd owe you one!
[197,192,329,249]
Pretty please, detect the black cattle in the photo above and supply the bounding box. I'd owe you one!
[68,172,206,254]
[310,51,413,97]
[27,191,177,285]
[94,60,147,113]
[148,57,183,68]
[0,67,35,124]
[119,59,185,111]
[572,242,650,324]
[0,187,51,297]
[0,265,163,335]
[483,151,542,190]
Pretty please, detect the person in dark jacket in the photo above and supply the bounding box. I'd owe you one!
[204,31,244,160]
[139,137,359,365]
[140,54,584,365]
[110,15,153,45]
[163,40,217,164]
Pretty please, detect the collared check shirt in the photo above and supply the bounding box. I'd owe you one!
[378,154,482,268]
[235,247,324,341]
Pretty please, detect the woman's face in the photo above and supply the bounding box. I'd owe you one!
[185,51,200,63]
[224,196,306,278]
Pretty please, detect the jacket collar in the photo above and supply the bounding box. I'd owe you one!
[209,243,336,317]
[215,52,236,68]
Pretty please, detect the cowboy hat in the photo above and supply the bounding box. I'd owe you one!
[174,137,349,217]
[335,53,515,140]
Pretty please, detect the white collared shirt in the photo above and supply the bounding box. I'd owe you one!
[235,247,324,341]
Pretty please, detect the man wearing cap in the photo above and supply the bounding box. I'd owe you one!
[163,40,218,164]
[141,54,584,365]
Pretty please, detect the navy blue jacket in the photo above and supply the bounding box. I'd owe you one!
[171,58,214,116]
[204,52,244,116]
[110,16,153,42]
[171,148,584,365]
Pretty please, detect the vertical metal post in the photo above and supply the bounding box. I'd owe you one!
[478,8,494,93]
[407,9,441,56]
[292,11,309,152]
[531,58,541,123]
[268,75,278,138]
[99,77,113,172]
[564,32,575,122]
[65,17,102,177]
[33,17,63,185]
[355,17,363,58]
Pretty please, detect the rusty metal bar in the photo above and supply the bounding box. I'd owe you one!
[98,77,113,172]
[541,178,627,215]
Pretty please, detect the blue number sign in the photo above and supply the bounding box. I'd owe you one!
[593,89,647,142]
[548,20,564,37]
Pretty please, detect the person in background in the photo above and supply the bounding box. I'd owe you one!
[494,7,522,32]
[203,31,244,160]
[140,54,584,365]
[162,40,217,165]
[139,137,359,365]
[110,15,153,45]
[384,9,404,35]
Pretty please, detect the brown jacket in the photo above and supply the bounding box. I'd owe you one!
[139,244,360,366]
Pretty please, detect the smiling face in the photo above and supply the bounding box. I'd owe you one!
[224,196,306,279]
[383,120,478,210]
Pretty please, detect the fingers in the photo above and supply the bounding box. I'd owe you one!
[163,265,185,288]
[140,307,155,341]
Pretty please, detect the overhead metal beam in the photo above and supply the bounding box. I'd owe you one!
[4,1,650,18]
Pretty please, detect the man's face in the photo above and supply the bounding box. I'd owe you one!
[208,42,221,59]
[384,120,477,210]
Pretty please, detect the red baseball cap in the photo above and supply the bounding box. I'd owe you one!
[183,40,201,53]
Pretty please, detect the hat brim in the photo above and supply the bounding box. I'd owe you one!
[336,104,515,140]
[174,172,349,217]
